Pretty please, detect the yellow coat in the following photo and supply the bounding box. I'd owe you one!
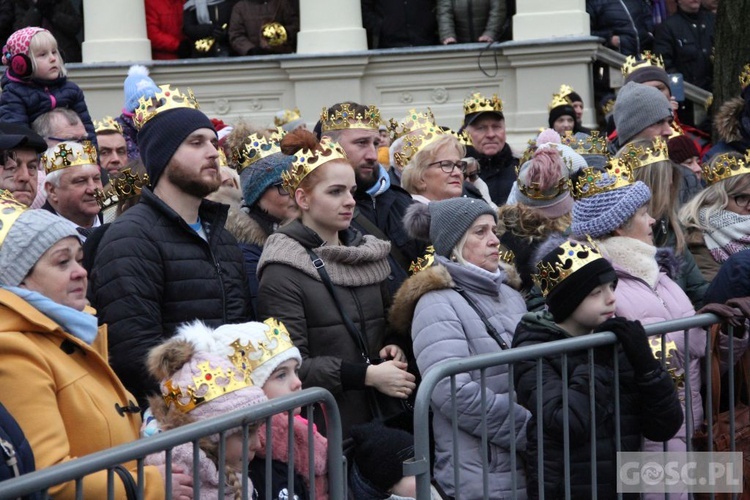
[0,289,165,499]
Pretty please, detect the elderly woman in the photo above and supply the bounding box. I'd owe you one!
[390,197,531,499]
[570,161,748,498]
[400,130,466,204]
[0,195,191,499]
[679,150,750,281]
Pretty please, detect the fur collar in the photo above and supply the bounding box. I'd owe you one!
[388,264,454,336]
[598,237,659,288]
[223,206,269,247]
[715,97,745,143]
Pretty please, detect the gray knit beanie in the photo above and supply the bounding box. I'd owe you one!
[571,178,652,238]
[614,82,672,145]
[0,210,79,286]
[429,198,496,257]
[240,152,294,208]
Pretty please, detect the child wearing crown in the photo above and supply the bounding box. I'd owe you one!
[512,237,683,499]
[0,27,94,139]
[145,333,268,500]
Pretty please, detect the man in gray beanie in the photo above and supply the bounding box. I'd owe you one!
[614,81,673,146]
[90,87,251,406]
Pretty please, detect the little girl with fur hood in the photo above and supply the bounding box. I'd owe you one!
[0,27,95,138]
[145,334,268,500]
[147,318,328,500]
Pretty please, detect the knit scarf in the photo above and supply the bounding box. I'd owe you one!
[2,286,98,344]
[183,0,224,24]
[699,207,750,264]
[366,164,391,197]
[598,236,659,288]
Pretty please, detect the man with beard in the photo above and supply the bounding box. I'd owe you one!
[89,85,250,406]
[462,92,518,205]
[320,101,424,296]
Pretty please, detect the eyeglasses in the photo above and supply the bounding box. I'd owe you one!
[273,182,289,196]
[732,194,750,209]
[428,160,468,174]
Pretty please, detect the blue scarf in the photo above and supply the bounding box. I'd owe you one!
[3,286,98,345]
[366,164,391,197]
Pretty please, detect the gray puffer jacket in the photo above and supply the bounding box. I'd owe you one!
[390,256,530,499]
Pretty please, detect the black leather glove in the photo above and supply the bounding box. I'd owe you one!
[596,317,660,374]
[211,22,228,42]
[177,39,192,58]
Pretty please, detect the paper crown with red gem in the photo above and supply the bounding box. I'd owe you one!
[41,141,98,174]
[133,84,200,130]
[320,103,382,132]
[533,239,606,297]
[621,51,665,77]
[571,158,636,201]
[234,128,285,173]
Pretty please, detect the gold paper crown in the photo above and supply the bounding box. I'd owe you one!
[281,137,348,195]
[261,22,288,47]
[463,92,503,116]
[518,139,537,168]
[518,174,571,201]
[558,84,575,99]
[320,103,382,132]
[560,131,608,156]
[571,158,636,200]
[94,116,123,135]
[740,64,750,90]
[393,125,446,169]
[702,151,750,185]
[408,245,435,274]
[602,99,615,116]
[217,148,228,168]
[133,84,200,130]
[532,239,606,297]
[93,168,150,210]
[41,141,98,174]
[235,129,285,172]
[274,108,301,128]
[228,318,296,380]
[548,92,573,111]
[0,190,27,246]
[499,248,515,265]
[621,136,670,170]
[388,108,436,141]
[621,51,665,77]
[162,359,253,414]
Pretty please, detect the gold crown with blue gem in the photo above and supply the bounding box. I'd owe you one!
[281,136,348,195]
[702,150,750,185]
[133,84,200,130]
[320,103,382,132]
[532,239,605,297]
[234,128,285,173]
[463,92,503,116]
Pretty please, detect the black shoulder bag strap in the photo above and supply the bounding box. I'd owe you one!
[353,208,411,272]
[306,249,371,364]
[452,286,509,350]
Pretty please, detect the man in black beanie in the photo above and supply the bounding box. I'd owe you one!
[89,85,251,406]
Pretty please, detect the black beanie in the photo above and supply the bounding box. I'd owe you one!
[546,258,617,322]
[567,90,583,104]
[350,422,414,494]
[548,104,576,129]
[137,107,215,187]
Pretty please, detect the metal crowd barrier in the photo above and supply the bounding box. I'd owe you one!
[0,387,345,500]
[407,313,739,500]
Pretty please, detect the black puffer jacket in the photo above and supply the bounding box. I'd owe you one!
[90,188,250,406]
[361,0,438,48]
[586,0,654,56]
[513,311,683,499]
[465,143,518,205]
[654,7,714,92]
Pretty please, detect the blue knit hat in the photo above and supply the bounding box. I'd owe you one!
[571,176,652,238]
[137,107,216,188]
[240,152,294,208]
[123,65,159,112]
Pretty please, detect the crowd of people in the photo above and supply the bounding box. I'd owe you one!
[0,4,747,498]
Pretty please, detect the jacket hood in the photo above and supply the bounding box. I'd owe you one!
[223,207,269,247]
[389,263,454,336]
[714,97,745,143]
[516,310,569,343]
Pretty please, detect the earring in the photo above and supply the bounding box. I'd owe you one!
[451,254,458,262]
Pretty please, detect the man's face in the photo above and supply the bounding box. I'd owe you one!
[0,148,39,206]
[46,164,103,226]
[163,129,221,198]
[331,128,380,191]
[44,116,87,148]
[97,132,128,177]
[466,115,506,156]
[642,80,672,101]
[633,117,673,142]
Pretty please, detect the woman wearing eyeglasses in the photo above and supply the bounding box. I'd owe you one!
[401,132,466,204]
[679,150,750,281]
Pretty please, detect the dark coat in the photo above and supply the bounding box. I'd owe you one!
[361,0,438,49]
[0,73,95,140]
[654,8,714,92]
[13,0,82,62]
[586,0,654,56]
[436,0,506,43]
[0,402,40,500]
[256,220,393,438]
[465,143,518,206]
[228,0,298,56]
[183,0,238,57]
[89,188,251,406]
[513,311,684,499]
